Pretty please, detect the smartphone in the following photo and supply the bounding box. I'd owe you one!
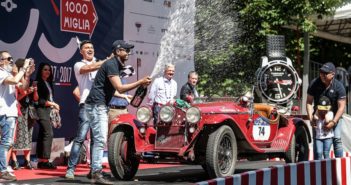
[29,58,34,66]
[32,81,38,87]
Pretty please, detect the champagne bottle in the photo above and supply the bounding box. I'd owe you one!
[130,85,148,107]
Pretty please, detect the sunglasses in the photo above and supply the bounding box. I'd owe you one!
[1,57,13,62]
[119,48,131,53]
[320,71,332,76]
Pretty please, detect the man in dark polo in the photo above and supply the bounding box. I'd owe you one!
[306,62,346,158]
[82,40,151,184]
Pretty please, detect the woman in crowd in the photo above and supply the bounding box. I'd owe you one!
[10,59,38,170]
[35,63,60,169]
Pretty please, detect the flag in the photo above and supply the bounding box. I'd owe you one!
[120,65,135,78]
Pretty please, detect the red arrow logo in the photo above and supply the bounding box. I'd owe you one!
[60,0,99,37]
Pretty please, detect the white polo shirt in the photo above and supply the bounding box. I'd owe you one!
[74,59,98,104]
[315,111,334,139]
[148,76,177,105]
[0,68,18,117]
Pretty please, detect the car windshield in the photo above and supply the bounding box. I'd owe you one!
[191,89,253,104]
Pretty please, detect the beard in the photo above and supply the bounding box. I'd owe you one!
[5,65,13,73]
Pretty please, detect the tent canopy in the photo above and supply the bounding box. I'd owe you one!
[314,4,351,44]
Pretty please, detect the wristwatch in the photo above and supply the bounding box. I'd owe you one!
[256,35,301,105]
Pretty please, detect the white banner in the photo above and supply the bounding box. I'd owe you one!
[341,114,351,153]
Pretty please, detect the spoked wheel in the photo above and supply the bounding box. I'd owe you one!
[285,126,309,163]
[108,130,140,180]
[205,125,237,178]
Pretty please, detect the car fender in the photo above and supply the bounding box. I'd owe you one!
[200,114,237,125]
[179,114,240,155]
[109,113,146,152]
[110,113,137,126]
[199,114,247,135]
[292,117,312,143]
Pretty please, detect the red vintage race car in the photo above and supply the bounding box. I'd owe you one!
[107,96,311,180]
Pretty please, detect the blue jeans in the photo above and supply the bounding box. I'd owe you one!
[67,104,92,172]
[0,116,16,172]
[85,104,108,173]
[333,118,343,157]
[314,138,333,160]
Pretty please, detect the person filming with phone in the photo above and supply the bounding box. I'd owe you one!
[0,51,35,181]
[10,59,38,171]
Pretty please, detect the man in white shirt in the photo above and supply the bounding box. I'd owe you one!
[65,40,110,182]
[148,63,177,126]
[0,51,34,181]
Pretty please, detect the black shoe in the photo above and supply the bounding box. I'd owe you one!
[0,171,17,181]
[37,162,57,169]
[11,161,19,170]
[87,170,110,179]
[87,170,92,179]
[24,160,33,170]
[91,171,114,185]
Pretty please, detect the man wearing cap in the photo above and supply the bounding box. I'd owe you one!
[81,40,151,184]
[65,40,112,180]
[306,62,346,158]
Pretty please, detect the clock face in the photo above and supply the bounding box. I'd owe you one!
[257,62,299,104]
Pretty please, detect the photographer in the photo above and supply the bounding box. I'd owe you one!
[0,51,34,181]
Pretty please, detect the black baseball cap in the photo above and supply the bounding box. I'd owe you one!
[112,40,134,51]
[317,96,331,111]
[320,62,336,73]
[80,40,92,49]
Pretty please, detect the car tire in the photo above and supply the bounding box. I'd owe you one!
[201,164,208,173]
[108,130,140,180]
[285,126,309,163]
[205,125,237,178]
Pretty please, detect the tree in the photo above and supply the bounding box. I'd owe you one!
[195,0,349,97]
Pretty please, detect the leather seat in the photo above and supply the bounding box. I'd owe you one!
[253,103,279,123]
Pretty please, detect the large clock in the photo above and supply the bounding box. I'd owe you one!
[256,58,301,104]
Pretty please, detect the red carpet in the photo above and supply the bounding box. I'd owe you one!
[13,163,180,181]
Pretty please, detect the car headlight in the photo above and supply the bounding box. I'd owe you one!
[136,106,152,123]
[186,107,200,124]
[159,105,175,122]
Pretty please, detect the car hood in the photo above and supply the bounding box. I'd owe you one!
[193,101,249,114]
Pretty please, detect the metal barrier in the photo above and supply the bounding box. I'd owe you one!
[196,157,351,185]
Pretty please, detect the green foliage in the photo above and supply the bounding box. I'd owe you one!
[239,0,346,34]
[195,0,349,97]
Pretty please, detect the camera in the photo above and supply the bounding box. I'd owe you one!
[28,58,34,66]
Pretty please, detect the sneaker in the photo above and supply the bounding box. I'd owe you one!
[0,171,17,181]
[65,169,75,179]
[91,171,114,185]
[87,170,110,179]
[6,166,13,172]
[37,162,57,169]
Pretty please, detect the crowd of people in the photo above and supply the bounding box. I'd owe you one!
[0,38,200,183]
[1,40,345,184]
